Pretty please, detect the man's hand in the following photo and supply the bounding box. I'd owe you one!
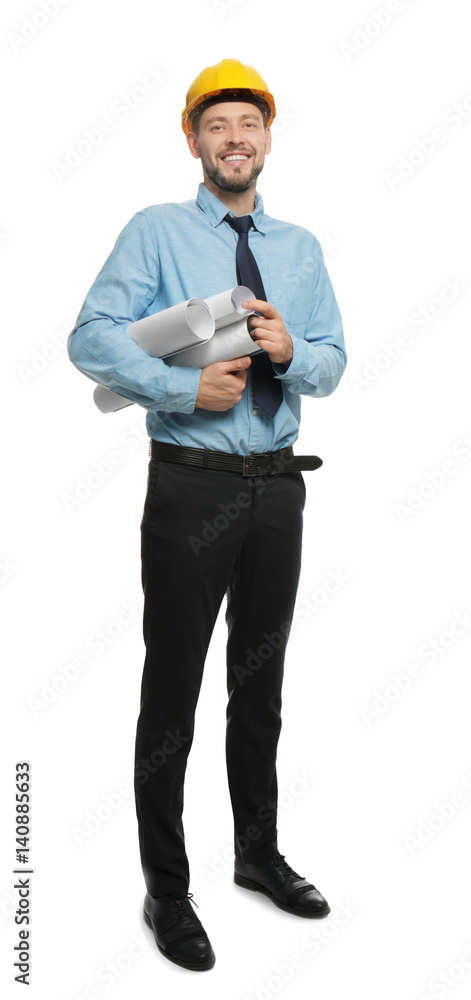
[195,356,252,411]
[242,299,293,366]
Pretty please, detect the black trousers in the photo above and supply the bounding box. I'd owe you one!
[134,456,306,898]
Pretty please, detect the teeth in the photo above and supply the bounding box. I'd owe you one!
[223,155,249,162]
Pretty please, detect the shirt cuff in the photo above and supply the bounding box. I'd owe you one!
[146,364,202,414]
[273,335,305,383]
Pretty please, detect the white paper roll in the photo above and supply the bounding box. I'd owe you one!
[204,286,254,330]
[92,287,259,413]
[166,317,262,368]
[93,384,133,414]
[128,297,214,357]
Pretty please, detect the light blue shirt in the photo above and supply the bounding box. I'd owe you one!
[67,182,346,454]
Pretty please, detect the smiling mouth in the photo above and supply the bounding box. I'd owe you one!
[220,154,251,165]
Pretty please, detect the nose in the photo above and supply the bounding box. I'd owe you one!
[225,126,247,144]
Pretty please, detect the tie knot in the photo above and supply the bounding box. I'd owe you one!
[225,213,253,235]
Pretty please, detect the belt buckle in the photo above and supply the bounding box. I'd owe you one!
[242,452,276,477]
[242,454,256,477]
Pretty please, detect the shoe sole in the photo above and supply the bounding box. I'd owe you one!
[143,907,216,970]
[233,872,331,918]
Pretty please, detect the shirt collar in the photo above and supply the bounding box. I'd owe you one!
[196,181,265,234]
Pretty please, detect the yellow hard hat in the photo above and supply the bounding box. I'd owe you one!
[181,58,276,135]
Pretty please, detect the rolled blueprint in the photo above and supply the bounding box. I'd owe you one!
[92,285,260,414]
[93,385,135,414]
[205,285,254,329]
[166,316,260,368]
[127,296,214,357]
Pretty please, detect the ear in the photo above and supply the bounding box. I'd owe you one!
[186,131,201,160]
[265,126,272,155]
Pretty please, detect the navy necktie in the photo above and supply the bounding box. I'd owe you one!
[225,213,282,417]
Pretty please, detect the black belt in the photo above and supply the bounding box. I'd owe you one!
[149,440,323,477]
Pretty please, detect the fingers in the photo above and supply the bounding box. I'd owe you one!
[232,369,248,383]
[242,299,276,318]
[219,356,252,372]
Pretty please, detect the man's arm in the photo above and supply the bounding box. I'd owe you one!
[243,237,346,398]
[67,210,202,414]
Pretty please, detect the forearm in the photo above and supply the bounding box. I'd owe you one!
[67,209,201,413]
[67,317,202,413]
[273,237,347,398]
[273,334,346,398]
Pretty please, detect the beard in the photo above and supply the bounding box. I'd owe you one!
[201,151,264,193]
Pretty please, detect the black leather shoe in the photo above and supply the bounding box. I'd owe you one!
[234,852,330,917]
[143,891,215,970]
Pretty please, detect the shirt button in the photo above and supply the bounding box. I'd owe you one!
[251,226,255,231]
[252,408,258,415]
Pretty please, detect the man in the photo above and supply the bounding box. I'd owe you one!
[67,59,347,972]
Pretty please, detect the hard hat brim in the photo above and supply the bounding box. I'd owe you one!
[182,87,276,135]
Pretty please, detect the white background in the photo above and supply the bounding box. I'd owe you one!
[2,0,471,997]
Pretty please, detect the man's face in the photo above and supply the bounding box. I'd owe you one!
[187,101,272,194]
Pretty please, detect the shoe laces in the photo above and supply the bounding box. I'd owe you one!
[169,892,199,924]
[272,853,303,879]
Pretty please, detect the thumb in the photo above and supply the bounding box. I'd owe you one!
[223,355,252,372]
